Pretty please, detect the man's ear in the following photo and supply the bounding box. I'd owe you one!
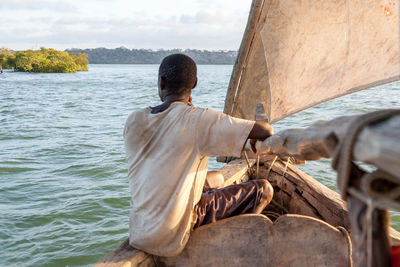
[159,76,166,90]
[192,77,198,89]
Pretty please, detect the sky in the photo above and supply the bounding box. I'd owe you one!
[1,0,252,51]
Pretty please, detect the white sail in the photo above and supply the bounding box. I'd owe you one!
[224,0,400,123]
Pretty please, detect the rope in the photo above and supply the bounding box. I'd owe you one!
[256,154,260,179]
[337,226,353,267]
[243,151,251,169]
[266,156,278,177]
[243,151,256,179]
[277,158,291,214]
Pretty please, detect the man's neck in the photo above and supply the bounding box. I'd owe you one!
[151,94,191,114]
[163,94,190,104]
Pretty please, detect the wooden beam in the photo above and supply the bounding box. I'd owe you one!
[353,115,400,179]
[223,0,264,115]
[256,114,400,179]
[94,239,155,267]
[220,158,256,186]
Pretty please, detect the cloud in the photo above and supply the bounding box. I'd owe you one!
[2,18,246,50]
[0,0,77,12]
[0,2,250,50]
[180,10,232,24]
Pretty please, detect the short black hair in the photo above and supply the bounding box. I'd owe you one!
[159,54,197,94]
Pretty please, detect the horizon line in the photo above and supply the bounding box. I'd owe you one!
[2,46,238,52]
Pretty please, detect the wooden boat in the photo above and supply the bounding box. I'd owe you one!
[95,0,400,266]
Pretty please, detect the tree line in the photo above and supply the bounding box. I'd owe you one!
[0,48,88,73]
[0,47,237,72]
[66,47,237,65]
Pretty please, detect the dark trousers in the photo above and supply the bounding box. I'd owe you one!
[194,180,267,228]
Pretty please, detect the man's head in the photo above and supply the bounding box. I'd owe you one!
[158,54,197,101]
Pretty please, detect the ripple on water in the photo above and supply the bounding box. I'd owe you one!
[0,166,39,174]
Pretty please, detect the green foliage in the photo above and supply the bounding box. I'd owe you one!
[0,47,89,73]
[14,48,82,73]
[0,48,16,69]
[69,52,89,71]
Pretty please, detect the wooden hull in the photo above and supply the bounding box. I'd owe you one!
[94,159,400,266]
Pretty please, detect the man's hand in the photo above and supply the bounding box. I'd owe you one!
[248,122,274,153]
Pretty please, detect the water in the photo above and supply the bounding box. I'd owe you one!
[1,64,399,266]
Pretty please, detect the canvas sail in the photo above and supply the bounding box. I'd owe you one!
[224,0,400,123]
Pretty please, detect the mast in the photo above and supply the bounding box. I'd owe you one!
[224,0,264,116]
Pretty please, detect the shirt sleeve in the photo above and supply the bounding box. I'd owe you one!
[195,108,255,157]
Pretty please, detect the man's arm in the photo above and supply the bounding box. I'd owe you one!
[249,122,274,153]
[196,109,272,157]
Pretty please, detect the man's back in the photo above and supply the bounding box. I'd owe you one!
[124,102,254,256]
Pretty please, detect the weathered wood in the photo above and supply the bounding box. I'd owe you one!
[157,214,352,267]
[354,115,400,179]
[256,114,400,179]
[220,158,255,186]
[96,108,400,266]
[267,214,352,267]
[223,0,264,116]
[261,160,400,245]
[263,160,349,229]
[157,214,272,266]
[256,114,354,160]
[94,239,155,267]
[95,159,400,266]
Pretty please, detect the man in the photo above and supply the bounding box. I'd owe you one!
[124,54,274,257]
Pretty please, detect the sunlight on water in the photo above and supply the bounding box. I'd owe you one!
[1,64,399,266]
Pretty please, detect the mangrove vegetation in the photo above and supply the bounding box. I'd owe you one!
[0,48,88,73]
[0,48,16,69]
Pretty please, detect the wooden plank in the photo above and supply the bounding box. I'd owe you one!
[157,214,272,266]
[220,158,255,186]
[157,214,351,267]
[267,214,351,267]
[261,160,349,229]
[94,239,155,267]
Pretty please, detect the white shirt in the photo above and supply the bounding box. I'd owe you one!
[124,102,254,256]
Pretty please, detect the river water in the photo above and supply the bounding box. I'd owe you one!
[1,64,399,266]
